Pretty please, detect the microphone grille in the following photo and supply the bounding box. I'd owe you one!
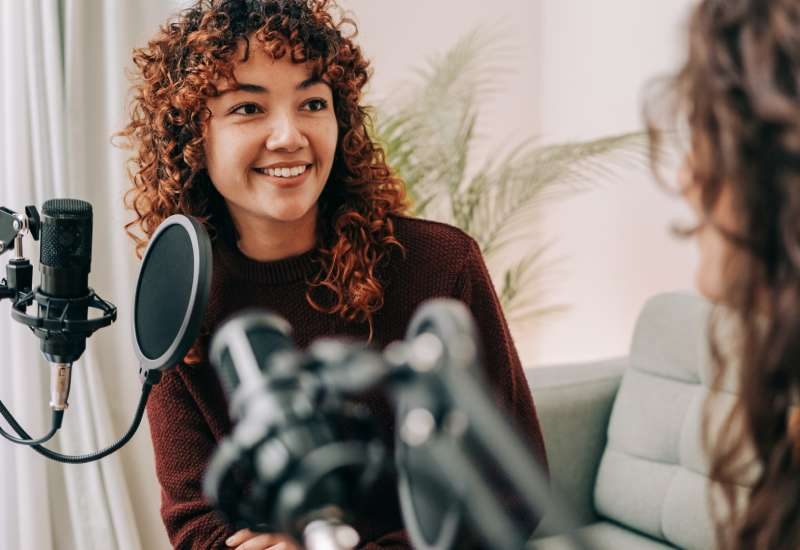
[42,198,92,217]
[40,199,93,268]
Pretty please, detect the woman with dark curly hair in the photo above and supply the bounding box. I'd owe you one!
[649,0,800,548]
[120,1,547,548]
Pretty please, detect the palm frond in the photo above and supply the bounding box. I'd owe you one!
[371,27,645,323]
[496,241,568,324]
[374,25,513,213]
[472,132,648,257]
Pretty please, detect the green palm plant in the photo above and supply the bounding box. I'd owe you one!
[371,27,646,323]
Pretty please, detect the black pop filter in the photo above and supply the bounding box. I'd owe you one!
[133,215,212,373]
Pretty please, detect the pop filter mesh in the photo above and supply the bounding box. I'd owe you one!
[135,224,194,360]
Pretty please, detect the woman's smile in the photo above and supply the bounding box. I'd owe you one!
[252,162,313,188]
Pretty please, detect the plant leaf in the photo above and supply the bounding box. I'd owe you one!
[370,28,647,323]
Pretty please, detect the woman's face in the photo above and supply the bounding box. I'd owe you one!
[680,159,742,303]
[203,41,338,234]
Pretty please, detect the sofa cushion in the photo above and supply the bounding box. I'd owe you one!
[526,358,627,536]
[593,292,753,550]
[533,520,676,549]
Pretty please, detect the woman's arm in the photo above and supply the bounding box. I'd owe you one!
[451,238,550,523]
[146,367,234,549]
[359,530,412,550]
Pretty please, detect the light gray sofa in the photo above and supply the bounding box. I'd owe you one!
[526,291,748,549]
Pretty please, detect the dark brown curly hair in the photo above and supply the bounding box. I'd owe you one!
[648,0,800,548]
[119,0,408,333]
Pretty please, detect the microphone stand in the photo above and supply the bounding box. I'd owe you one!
[0,205,65,446]
[0,205,39,296]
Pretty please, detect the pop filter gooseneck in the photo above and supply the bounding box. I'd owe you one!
[2,214,212,463]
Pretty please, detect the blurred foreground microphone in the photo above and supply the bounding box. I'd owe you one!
[208,311,294,418]
[204,301,594,550]
[205,313,384,550]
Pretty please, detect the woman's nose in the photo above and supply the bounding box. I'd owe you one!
[265,112,309,152]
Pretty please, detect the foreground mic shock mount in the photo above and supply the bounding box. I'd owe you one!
[0,203,116,448]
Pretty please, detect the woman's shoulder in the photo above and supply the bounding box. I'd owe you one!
[391,215,478,260]
[382,216,482,290]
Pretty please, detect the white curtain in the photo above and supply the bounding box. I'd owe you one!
[0,1,177,548]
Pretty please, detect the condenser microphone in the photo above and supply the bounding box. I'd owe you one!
[36,199,93,410]
[0,211,209,460]
[39,199,92,300]
[8,199,115,412]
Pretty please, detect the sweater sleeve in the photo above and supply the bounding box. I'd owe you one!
[358,530,412,550]
[452,238,549,521]
[146,368,234,550]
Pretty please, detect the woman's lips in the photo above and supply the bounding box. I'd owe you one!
[252,164,312,188]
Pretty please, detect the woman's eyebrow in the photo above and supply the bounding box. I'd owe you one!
[213,82,265,96]
[222,78,328,95]
[233,83,267,93]
[297,76,327,90]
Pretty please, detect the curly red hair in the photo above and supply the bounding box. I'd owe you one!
[119,0,408,332]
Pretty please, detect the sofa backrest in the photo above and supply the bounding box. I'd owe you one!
[593,292,754,550]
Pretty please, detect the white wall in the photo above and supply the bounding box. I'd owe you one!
[343,0,700,366]
[531,0,698,364]
[341,0,542,157]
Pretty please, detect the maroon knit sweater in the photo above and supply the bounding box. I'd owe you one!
[146,216,548,549]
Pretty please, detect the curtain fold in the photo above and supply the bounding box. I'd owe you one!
[2,2,67,550]
[1,1,177,548]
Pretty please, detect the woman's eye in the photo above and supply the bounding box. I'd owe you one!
[303,99,329,112]
[231,103,262,115]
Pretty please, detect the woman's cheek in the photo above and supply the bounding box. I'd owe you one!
[695,224,736,303]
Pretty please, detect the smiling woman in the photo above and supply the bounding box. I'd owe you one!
[203,47,339,261]
[118,1,547,549]
[121,0,407,329]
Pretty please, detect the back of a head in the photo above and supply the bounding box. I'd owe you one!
[648,1,800,548]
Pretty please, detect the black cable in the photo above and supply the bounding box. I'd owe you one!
[0,408,62,445]
[0,370,161,464]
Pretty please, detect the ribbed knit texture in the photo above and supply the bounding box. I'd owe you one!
[146,215,548,549]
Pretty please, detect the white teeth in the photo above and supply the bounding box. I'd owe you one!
[262,165,308,178]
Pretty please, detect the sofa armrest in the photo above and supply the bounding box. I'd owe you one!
[525,357,627,537]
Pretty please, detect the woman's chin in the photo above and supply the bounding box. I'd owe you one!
[263,207,316,225]
[695,270,724,304]
[259,204,314,224]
